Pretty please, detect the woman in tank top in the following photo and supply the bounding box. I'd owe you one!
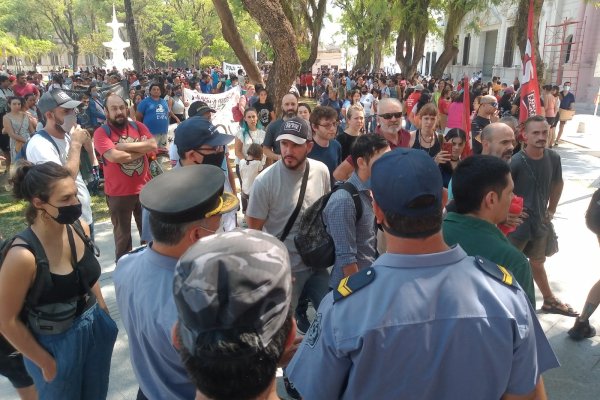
[411,103,442,160]
[0,162,117,399]
[2,97,35,158]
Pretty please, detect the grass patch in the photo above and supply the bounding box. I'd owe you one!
[0,189,110,239]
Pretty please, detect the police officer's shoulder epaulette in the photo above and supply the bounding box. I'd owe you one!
[127,244,148,255]
[474,256,517,288]
[333,267,376,303]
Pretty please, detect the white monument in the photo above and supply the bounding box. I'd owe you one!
[103,5,133,72]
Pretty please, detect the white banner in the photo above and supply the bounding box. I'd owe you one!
[183,87,241,136]
[223,62,244,77]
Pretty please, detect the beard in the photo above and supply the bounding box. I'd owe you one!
[284,109,297,119]
[282,153,307,170]
[109,115,127,128]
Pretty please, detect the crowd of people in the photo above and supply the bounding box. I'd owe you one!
[0,62,597,400]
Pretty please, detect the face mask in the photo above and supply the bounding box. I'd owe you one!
[46,203,82,225]
[175,91,182,96]
[196,151,225,168]
[55,113,77,133]
[563,86,570,92]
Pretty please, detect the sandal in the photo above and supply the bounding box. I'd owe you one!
[542,297,579,317]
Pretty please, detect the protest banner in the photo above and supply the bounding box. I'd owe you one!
[223,62,244,77]
[183,87,241,136]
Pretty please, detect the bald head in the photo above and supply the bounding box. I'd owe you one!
[282,93,298,119]
[481,122,515,161]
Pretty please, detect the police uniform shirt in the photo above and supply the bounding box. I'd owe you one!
[287,245,559,400]
[113,245,195,400]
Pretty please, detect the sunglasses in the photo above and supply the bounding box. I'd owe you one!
[484,102,498,107]
[379,112,403,120]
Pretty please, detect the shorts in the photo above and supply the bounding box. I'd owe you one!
[508,219,549,262]
[551,115,559,128]
[0,353,34,388]
[546,117,555,127]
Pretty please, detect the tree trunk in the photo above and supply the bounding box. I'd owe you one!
[373,40,383,72]
[431,3,463,79]
[72,44,79,71]
[431,47,458,79]
[515,0,545,81]
[241,0,300,115]
[395,25,426,80]
[212,0,263,85]
[300,0,328,72]
[124,0,144,72]
[356,39,372,72]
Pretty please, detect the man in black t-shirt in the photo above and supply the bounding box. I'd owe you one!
[471,95,498,154]
[262,93,298,162]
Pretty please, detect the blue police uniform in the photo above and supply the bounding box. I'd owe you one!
[287,245,559,400]
[114,245,196,400]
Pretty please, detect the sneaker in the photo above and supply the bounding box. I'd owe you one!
[568,319,596,341]
[295,311,311,335]
[283,374,301,400]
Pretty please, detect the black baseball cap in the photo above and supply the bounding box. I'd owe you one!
[276,116,312,144]
[188,101,216,118]
[174,116,233,152]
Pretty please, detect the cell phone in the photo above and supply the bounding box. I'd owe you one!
[442,142,453,154]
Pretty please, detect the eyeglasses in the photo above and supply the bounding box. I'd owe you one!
[379,112,403,120]
[317,122,338,129]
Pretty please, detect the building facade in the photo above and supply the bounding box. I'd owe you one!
[445,0,600,107]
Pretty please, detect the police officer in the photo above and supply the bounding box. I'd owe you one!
[113,164,238,400]
[287,148,559,400]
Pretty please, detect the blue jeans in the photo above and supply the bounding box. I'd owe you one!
[291,268,330,311]
[24,303,118,400]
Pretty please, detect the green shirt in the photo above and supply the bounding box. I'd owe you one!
[443,212,536,307]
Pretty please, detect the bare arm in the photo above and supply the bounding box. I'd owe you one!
[547,180,564,217]
[501,390,536,400]
[83,138,99,167]
[246,216,266,230]
[235,138,245,161]
[64,127,88,179]
[262,145,281,162]
[2,115,26,143]
[115,137,157,154]
[0,246,57,382]
[332,159,353,181]
[102,148,147,164]
[135,111,143,122]
[227,156,237,193]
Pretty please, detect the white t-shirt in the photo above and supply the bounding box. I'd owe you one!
[239,159,263,195]
[360,93,374,116]
[246,159,330,272]
[25,132,93,225]
[234,127,266,165]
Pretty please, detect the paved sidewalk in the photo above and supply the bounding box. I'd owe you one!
[1,134,600,399]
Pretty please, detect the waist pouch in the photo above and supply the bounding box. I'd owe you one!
[27,294,96,336]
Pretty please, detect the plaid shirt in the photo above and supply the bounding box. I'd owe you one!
[323,172,377,289]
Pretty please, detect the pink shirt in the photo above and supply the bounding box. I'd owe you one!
[446,101,465,130]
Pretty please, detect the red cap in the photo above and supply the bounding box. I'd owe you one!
[8,75,16,82]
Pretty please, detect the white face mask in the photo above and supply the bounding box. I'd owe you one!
[563,86,570,92]
[58,113,77,133]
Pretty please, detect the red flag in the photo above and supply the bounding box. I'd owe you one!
[462,75,472,157]
[519,0,543,128]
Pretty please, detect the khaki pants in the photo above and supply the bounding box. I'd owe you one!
[106,194,143,261]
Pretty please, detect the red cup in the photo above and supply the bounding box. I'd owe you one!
[498,195,524,235]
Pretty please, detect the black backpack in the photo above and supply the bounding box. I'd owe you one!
[0,222,98,355]
[294,182,363,269]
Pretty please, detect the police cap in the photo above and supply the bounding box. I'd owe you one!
[140,164,238,224]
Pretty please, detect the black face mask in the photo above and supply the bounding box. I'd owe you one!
[47,203,83,225]
[195,151,225,168]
